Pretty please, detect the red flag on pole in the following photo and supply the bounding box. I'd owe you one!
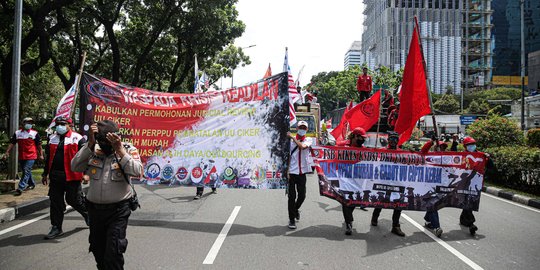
[330,101,354,142]
[394,22,432,146]
[345,89,381,132]
[263,63,272,79]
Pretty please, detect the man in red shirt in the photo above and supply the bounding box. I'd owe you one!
[5,117,43,196]
[356,67,373,102]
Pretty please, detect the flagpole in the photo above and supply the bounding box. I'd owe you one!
[374,89,383,148]
[414,17,440,148]
[70,51,87,121]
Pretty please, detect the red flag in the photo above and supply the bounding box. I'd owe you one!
[203,166,217,184]
[394,21,432,146]
[330,101,353,141]
[263,63,272,79]
[345,90,381,132]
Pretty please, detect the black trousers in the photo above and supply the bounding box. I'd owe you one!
[288,174,307,221]
[460,209,476,227]
[48,171,88,229]
[372,208,402,226]
[342,204,355,224]
[87,200,131,270]
[196,186,216,195]
[359,91,370,102]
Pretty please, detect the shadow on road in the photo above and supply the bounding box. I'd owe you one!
[0,227,86,247]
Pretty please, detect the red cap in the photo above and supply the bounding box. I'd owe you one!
[463,137,476,145]
[351,127,367,138]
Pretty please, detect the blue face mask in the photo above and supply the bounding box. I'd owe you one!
[297,129,307,136]
[24,124,32,130]
[466,145,477,152]
[56,125,68,135]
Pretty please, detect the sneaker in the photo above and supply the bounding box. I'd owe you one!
[288,220,297,230]
[371,219,378,226]
[469,224,478,236]
[193,194,202,200]
[14,189,22,196]
[44,226,64,239]
[424,221,432,229]
[391,225,405,237]
[295,210,300,222]
[24,185,35,191]
[434,227,443,238]
[345,223,353,235]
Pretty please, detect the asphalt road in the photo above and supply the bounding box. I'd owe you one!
[0,174,539,270]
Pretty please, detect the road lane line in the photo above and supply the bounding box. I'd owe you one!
[402,214,483,270]
[482,193,540,214]
[203,206,241,265]
[0,206,74,237]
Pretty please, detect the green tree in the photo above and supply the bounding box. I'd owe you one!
[465,99,490,114]
[433,94,459,113]
[466,114,524,149]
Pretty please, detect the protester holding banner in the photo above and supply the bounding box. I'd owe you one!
[356,67,372,102]
[287,121,313,230]
[342,127,368,235]
[71,120,143,270]
[42,116,89,239]
[5,117,44,196]
[421,136,449,237]
[370,132,405,237]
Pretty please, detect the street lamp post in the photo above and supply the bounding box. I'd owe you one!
[8,0,22,179]
[231,44,256,88]
[520,0,526,131]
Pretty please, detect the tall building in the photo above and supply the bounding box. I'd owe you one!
[360,0,493,94]
[492,0,540,82]
[344,41,363,69]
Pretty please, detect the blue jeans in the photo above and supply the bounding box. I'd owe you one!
[424,210,440,228]
[18,159,36,191]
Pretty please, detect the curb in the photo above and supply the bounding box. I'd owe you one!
[0,186,88,224]
[482,186,540,210]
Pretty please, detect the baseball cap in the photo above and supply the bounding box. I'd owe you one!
[55,116,73,125]
[297,120,308,129]
[22,117,34,123]
[351,127,367,138]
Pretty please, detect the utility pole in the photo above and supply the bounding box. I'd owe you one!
[463,0,469,115]
[520,0,526,131]
[8,0,23,179]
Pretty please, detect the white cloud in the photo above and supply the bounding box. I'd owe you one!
[220,0,364,89]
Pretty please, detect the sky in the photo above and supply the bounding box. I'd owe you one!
[218,0,365,89]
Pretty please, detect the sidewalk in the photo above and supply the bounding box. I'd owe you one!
[0,184,539,224]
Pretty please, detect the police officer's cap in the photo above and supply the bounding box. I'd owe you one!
[97,120,119,135]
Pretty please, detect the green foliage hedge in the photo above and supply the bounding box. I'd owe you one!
[485,146,540,195]
[466,114,524,149]
[526,128,540,148]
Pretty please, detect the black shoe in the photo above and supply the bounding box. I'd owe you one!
[391,225,405,237]
[14,189,22,196]
[469,224,478,236]
[295,210,300,222]
[84,214,90,226]
[359,206,368,211]
[371,219,378,226]
[193,194,202,200]
[345,223,353,235]
[24,185,35,191]
[44,226,64,239]
[288,220,297,230]
[211,188,217,194]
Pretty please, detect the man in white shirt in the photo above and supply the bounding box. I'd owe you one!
[287,121,313,229]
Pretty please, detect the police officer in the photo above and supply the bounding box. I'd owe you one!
[71,120,142,270]
[42,116,88,239]
[370,132,405,236]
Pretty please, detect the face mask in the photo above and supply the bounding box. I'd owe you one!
[24,124,32,130]
[297,129,307,136]
[56,125,68,135]
[466,145,477,152]
[99,142,114,155]
[356,138,365,146]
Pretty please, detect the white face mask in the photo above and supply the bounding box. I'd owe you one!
[24,124,32,130]
[466,145,477,152]
[297,129,307,136]
[56,125,68,135]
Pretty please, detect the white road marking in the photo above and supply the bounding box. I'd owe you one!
[0,206,73,236]
[402,214,484,270]
[482,193,540,214]
[203,206,241,265]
